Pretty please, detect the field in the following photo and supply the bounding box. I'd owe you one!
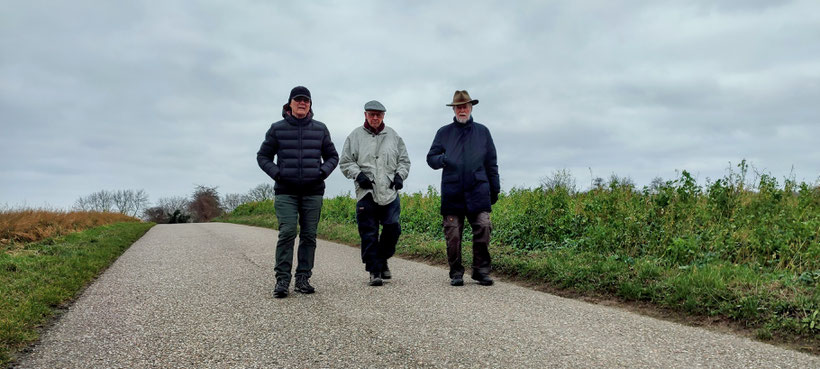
[220,167,819,353]
[0,210,152,365]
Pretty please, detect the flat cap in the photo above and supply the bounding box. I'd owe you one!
[364,100,386,112]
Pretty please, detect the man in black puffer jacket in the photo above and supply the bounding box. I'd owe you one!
[257,86,339,298]
[427,90,500,287]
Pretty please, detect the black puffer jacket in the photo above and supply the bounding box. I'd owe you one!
[426,117,500,215]
[257,107,339,196]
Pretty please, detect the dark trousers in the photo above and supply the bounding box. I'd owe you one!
[443,212,492,278]
[274,194,323,282]
[356,193,401,273]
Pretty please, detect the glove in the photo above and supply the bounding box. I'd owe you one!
[356,172,374,189]
[490,192,499,205]
[389,173,404,190]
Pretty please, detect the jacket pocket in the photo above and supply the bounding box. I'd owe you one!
[474,171,488,182]
[443,172,459,183]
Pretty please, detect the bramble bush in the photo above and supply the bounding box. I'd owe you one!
[313,163,819,275]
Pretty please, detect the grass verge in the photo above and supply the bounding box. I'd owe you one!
[0,222,154,366]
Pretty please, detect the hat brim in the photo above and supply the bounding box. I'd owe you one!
[446,99,478,106]
[292,94,311,100]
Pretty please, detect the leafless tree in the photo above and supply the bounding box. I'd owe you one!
[221,193,248,213]
[539,169,577,194]
[591,177,606,191]
[188,185,222,222]
[113,189,150,217]
[647,177,666,195]
[113,190,131,215]
[73,190,115,212]
[157,196,190,215]
[73,196,91,212]
[246,183,276,202]
[74,189,148,216]
[608,174,636,190]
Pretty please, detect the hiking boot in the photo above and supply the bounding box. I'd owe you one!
[295,276,315,294]
[450,277,464,286]
[273,279,289,298]
[381,264,392,280]
[369,273,383,286]
[472,274,494,286]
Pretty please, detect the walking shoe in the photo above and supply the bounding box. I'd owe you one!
[381,264,392,280]
[369,273,383,286]
[472,274,494,286]
[273,279,289,298]
[450,277,464,286]
[295,276,315,294]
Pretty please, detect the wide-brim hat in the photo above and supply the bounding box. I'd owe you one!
[446,90,478,106]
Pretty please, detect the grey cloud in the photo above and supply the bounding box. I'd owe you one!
[2,1,819,208]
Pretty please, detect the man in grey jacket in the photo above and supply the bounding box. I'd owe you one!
[339,100,411,286]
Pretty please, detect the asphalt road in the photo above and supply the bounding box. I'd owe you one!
[16,223,819,368]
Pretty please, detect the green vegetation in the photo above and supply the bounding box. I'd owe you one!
[0,222,154,365]
[219,162,819,352]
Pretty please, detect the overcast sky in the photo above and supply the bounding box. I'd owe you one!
[2,1,819,210]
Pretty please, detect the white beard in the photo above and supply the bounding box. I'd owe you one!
[455,115,470,123]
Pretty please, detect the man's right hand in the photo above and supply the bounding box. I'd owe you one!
[356,172,374,189]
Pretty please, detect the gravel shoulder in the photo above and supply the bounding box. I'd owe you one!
[16,223,819,368]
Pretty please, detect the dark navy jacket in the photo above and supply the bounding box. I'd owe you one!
[257,108,339,196]
[426,117,500,215]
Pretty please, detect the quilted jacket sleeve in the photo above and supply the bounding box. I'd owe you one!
[319,125,339,178]
[256,125,281,181]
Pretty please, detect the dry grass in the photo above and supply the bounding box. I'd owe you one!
[0,209,140,247]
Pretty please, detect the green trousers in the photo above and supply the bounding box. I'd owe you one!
[274,194,323,282]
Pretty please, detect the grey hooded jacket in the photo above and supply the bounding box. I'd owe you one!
[340,125,411,205]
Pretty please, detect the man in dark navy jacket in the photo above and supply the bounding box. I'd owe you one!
[257,86,339,298]
[427,90,500,287]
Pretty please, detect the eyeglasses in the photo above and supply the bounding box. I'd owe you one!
[293,96,311,103]
[366,112,384,117]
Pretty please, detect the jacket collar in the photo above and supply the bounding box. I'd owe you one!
[452,116,474,127]
[363,121,385,135]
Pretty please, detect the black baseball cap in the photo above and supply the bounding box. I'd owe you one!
[289,86,311,101]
